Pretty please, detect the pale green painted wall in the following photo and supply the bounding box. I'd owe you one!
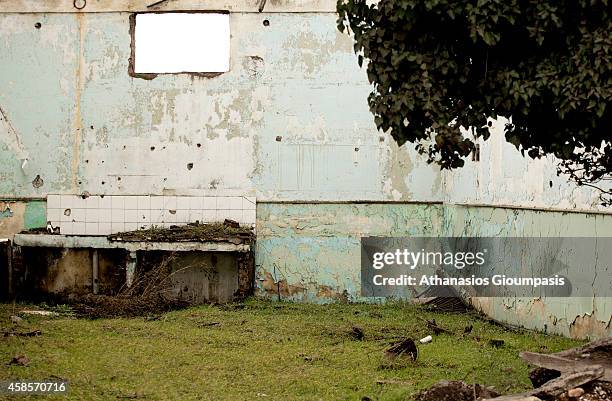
[0,10,610,339]
[255,202,612,338]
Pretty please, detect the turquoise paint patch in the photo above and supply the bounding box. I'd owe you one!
[255,202,444,302]
[24,201,47,229]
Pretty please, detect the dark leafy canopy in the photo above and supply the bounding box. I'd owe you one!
[337,0,612,204]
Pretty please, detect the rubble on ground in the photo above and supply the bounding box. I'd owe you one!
[414,380,499,401]
[108,220,254,244]
[483,337,611,401]
[414,338,611,401]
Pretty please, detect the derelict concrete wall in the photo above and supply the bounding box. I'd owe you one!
[0,5,610,338]
[0,11,441,202]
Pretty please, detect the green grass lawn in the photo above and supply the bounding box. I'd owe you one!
[0,300,582,401]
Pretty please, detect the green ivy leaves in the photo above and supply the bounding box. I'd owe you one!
[337,0,611,204]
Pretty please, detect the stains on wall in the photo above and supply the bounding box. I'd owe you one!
[0,0,338,13]
[0,12,444,202]
[445,205,612,339]
[0,105,28,161]
[255,203,444,301]
[254,202,612,338]
[0,10,610,338]
[13,248,126,298]
[444,118,611,212]
[0,201,47,239]
[569,313,612,339]
[1,202,27,238]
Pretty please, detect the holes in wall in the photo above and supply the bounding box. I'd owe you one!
[263,19,270,27]
[31,174,44,188]
[34,22,42,29]
[73,0,86,10]
[132,12,230,75]
[187,163,194,170]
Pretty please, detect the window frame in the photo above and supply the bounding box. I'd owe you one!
[128,10,231,79]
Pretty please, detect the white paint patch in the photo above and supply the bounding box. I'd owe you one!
[444,117,609,211]
[134,13,230,73]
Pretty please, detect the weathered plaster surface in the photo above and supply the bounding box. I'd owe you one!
[444,205,612,339]
[254,202,611,338]
[0,0,338,13]
[0,13,441,202]
[0,10,610,338]
[255,203,444,302]
[445,118,611,213]
[0,200,46,239]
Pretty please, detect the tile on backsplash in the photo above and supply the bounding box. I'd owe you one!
[99,195,112,209]
[163,196,177,210]
[98,222,112,235]
[138,209,151,223]
[85,208,99,222]
[86,222,99,236]
[150,196,164,209]
[111,222,125,233]
[47,194,256,236]
[47,208,61,222]
[202,209,216,222]
[99,209,112,223]
[124,196,138,210]
[125,209,138,222]
[189,196,203,210]
[137,195,151,210]
[202,197,216,209]
[111,196,125,209]
[47,194,61,209]
[85,196,99,209]
[111,209,124,223]
[177,197,190,210]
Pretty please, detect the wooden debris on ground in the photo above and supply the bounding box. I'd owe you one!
[482,337,612,401]
[413,295,471,312]
[483,367,603,400]
[520,337,612,382]
[3,329,42,337]
[417,317,454,335]
[385,338,418,360]
[349,325,365,341]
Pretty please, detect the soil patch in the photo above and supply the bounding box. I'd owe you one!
[108,221,254,243]
[414,380,499,401]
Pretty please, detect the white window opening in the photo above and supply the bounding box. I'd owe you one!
[134,13,230,74]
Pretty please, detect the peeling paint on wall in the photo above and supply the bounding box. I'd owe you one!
[0,9,610,339]
[0,105,28,160]
[0,201,47,239]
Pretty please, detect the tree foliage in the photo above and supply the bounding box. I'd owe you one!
[337,0,611,205]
